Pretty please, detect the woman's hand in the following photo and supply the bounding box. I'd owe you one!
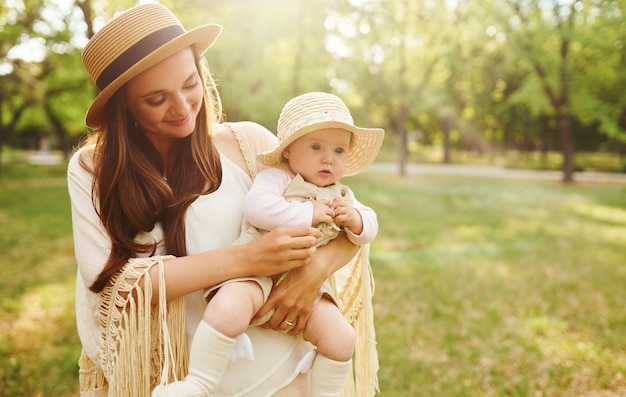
[150,226,321,303]
[257,262,323,335]
[244,226,322,276]
[252,232,359,335]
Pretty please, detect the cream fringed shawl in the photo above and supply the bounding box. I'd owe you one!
[77,249,379,397]
[79,256,188,396]
[335,245,380,397]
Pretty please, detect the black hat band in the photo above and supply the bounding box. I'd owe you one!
[96,24,185,91]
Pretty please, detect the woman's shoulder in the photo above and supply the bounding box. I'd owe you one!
[67,145,97,195]
[221,121,277,152]
[215,122,278,177]
[68,144,95,174]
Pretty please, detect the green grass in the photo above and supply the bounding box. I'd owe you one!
[1,160,626,396]
[344,171,626,396]
[0,160,79,397]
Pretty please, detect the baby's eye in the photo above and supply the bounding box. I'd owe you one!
[312,144,321,150]
[335,147,345,154]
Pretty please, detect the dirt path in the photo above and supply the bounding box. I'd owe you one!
[368,162,626,184]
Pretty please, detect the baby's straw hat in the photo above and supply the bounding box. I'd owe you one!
[81,3,222,127]
[258,92,385,176]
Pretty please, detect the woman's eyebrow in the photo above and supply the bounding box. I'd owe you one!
[141,72,197,98]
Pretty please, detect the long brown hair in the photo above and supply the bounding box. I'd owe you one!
[82,50,223,293]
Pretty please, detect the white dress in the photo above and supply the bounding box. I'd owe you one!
[184,152,314,396]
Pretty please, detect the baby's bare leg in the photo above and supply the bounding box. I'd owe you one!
[304,297,355,397]
[203,281,265,338]
[304,296,355,361]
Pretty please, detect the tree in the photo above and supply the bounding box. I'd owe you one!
[328,0,458,175]
[0,0,45,170]
[570,0,626,153]
[2,0,625,179]
[0,0,95,165]
[37,49,92,158]
[494,0,626,182]
[172,0,335,131]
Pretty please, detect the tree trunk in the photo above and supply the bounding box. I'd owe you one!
[0,129,5,178]
[442,116,453,164]
[397,121,407,176]
[44,102,70,160]
[558,112,575,183]
[0,101,30,177]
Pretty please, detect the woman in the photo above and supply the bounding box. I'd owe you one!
[69,3,376,396]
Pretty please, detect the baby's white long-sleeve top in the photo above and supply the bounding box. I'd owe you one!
[242,167,378,245]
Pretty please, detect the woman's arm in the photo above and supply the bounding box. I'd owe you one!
[253,231,359,335]
[68,146,321,305]
[151,226,321,303]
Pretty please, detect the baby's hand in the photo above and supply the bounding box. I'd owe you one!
[331,198,363,234]
[311,200,333,226]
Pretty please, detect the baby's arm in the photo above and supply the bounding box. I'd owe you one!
[243,168,314,231]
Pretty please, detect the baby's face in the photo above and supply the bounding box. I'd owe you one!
[282,128,352,187]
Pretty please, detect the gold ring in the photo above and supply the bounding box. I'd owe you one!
[283,319,295,327]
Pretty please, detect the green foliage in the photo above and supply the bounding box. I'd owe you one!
[509,74,553,117]
[172,0,334,130]
[2,0,626,164]
[502,0,625,143]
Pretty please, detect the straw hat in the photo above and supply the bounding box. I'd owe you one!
[258,92,384,176]
[82,3,222,127]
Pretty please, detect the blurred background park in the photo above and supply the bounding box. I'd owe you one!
[1,0,626,396]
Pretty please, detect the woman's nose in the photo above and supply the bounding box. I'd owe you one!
[170,92,189,116]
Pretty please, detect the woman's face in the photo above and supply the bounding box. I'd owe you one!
[125,48,203,156]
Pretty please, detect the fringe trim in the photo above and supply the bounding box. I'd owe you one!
[336,245,380,397]
[80,255,189,396]
[78,351,107,392]
[79,250,379,396]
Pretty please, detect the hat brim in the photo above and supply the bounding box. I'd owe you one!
[85,24,222,127]
[258,121,384,176]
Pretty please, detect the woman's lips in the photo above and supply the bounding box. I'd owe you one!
[167,114,191,126]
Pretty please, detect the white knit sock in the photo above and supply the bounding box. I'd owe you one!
[152,321,235,397]
[309,354,352,397]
